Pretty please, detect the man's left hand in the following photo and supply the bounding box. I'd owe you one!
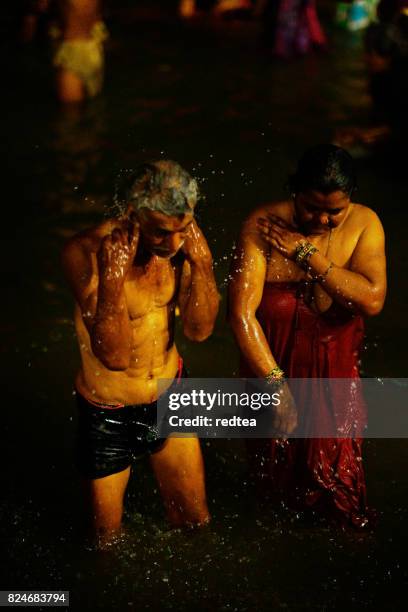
[181,219,212,265]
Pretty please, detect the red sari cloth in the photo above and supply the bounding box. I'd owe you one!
[243,282,373,529]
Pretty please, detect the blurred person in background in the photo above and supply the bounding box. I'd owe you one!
[365,0,408,138]
[179,0,253,19]
[51,0,108,103]
[19,0,51,44]
[335,1,379,31]
[335,0,408,153]
[258,0,327,56]
[19,0,108,103]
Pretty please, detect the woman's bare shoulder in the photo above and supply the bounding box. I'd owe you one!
[349,203,383,229]
[243,200,293,228]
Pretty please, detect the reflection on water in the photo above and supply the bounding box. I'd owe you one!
[1,9,408,610]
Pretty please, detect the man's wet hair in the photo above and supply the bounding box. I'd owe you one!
[126,160,198,216]
[289,144,357,197]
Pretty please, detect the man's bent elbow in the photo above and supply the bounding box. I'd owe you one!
[98,355,129,371]
[91,343,130,371]
[104,359,129,371]
[183,323,214,342]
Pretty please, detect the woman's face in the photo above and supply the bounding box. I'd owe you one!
[294,190,351,235]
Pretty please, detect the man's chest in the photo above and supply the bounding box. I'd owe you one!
[123,260,180,320]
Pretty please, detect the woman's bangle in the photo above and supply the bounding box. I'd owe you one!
[265,366,286,388]
[295,242,318,270]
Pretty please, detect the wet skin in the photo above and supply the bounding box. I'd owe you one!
[228,191,387,434]
[62,204,219,540]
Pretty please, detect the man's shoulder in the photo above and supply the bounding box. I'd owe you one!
[63,219,115,257]
[61,220,117,288]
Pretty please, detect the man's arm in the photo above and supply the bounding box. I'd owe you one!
[178,220,219,342]
[62,222,138,370]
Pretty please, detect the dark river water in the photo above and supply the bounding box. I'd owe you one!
[1,3,408,610]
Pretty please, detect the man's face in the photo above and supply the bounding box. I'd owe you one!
[294,190,351,235]
[137,208,194,258]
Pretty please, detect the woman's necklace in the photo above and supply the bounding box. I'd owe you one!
[325,227,333,258]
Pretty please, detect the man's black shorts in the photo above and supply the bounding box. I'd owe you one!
[75,365,186,479]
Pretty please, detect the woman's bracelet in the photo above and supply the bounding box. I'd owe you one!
[265,366,286,388]
[295,242,318,270]
[314,262,334,284]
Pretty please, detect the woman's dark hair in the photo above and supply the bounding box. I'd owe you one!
[288,144,357,197]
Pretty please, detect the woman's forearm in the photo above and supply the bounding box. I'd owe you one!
[230,313,279,377]
[307,251,384,316]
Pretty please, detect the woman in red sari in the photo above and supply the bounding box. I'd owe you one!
[229,145,386,528]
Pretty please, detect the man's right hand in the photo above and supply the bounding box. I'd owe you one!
[97,219,139,296]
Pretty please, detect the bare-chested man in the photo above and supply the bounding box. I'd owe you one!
[62,160,219,541]
[229,144,387,527]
